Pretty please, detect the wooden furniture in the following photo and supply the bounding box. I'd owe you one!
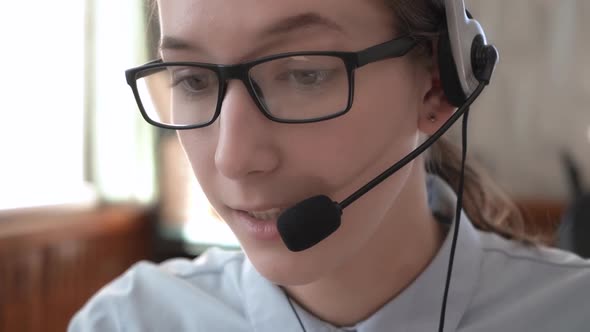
[0,204,154,332]
[516,199,565,244]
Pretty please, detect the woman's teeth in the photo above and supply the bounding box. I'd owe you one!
[247,208,283,220]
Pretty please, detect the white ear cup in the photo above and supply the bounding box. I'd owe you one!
[442,0,490,99]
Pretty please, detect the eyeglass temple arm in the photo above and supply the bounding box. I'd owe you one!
[355,36,417,67]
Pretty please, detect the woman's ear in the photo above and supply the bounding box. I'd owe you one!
[418,50,456,135]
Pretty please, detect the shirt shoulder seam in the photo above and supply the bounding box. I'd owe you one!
[482,246,590,269]
[172,253,246,279]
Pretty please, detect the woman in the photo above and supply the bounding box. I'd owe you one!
[70,0,590,331]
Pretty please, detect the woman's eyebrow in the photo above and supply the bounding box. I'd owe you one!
[159,12,345,54]
[159,36,199,53]
[259,12,345,38]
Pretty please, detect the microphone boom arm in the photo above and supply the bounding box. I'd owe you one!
[338,82,486,210]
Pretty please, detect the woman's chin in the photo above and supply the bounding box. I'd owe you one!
[241,243,332,286]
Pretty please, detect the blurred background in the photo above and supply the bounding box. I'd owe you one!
[0,0,588,331]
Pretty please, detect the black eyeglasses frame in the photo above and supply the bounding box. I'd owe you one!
[125,36,417,130]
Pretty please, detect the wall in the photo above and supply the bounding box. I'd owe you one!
[463,0,590,199]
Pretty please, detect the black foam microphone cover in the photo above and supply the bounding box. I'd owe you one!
[277,195,342,252]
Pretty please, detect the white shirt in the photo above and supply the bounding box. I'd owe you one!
[69,177,590,331]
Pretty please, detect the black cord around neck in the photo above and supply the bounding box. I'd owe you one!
[282,287,307,331]
[437,108,470,332]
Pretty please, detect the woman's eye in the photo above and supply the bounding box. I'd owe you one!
[177,75,210,92]
[170,69,217,94]
[291,70,325,85]
[279,69,334,87]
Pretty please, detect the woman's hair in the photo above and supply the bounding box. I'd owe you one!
[386,0,553,245]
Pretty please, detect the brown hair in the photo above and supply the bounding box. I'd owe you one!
[386,0,552,245]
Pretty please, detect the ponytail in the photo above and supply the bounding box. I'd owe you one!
[426,138,554,245]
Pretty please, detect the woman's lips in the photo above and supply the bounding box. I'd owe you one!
[246,208,284,220]
[233,208,283,241]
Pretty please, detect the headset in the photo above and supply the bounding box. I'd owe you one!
[276,0,499,331]
[439,0,497,106]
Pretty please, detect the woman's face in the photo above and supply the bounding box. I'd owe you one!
[158,0,433,285]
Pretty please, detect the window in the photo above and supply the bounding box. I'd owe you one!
[0,1,91,210]
[0,0,155,211]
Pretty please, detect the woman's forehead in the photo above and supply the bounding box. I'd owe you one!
[156,0,394,60]
[156,0,388,23]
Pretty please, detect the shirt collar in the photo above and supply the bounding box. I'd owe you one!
[242,260,310,332]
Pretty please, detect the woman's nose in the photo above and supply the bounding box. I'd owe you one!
[214,81,280,180]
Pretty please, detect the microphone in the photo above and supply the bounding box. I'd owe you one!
[276,195,342,252]
[277,82,486,252]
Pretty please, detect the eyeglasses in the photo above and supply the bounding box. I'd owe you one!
[125,36,417,130]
